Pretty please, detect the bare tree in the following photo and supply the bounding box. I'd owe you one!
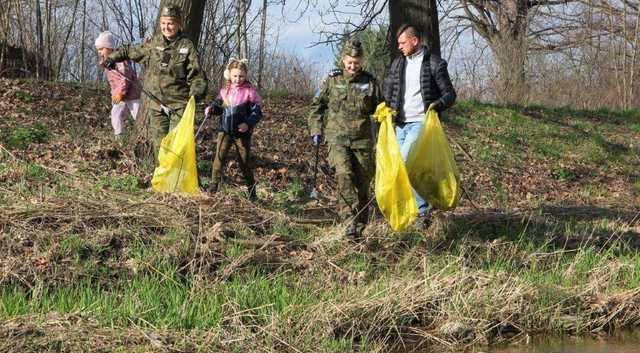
[236,0,249,58]
[257,0,267,88]
[80,0,87,82]
[35,0,44,78]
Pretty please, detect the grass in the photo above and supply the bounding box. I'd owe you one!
[1,214,639,351]
[0,79,639,352]
[3,122,49,149]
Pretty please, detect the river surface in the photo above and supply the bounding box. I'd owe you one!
[486,331,640,353]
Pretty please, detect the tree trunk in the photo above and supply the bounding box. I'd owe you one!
[257,0,267,89]
[459,0,529,105]
[156,0,206,46]
[35,0,44,78]
[45,0,53,79]
[0,2,10,74]
[79,0,86,82]
[56,0,80,79]
[236,0,249,58]
[389,0,440,57]
[490,35,527,105]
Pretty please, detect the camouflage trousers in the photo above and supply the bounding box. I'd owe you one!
[328,144,373,226]
[211,132,255,189]
[146,103,186,159]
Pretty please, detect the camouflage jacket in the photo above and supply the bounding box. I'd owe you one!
[109,34,207,108]
[308,69,381,147]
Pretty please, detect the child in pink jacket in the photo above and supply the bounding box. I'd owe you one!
[95,31,141,140]
[205,58,263,199]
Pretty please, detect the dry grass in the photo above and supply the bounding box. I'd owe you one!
[1,78,640,352]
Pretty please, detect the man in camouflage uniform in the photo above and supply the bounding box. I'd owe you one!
[308,39,381,239]
[104,5,207,157]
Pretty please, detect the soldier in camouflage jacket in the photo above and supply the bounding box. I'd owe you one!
[308,39,382,239]
[105,5,207,157]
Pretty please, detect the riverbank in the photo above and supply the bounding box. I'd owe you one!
[1,78,639,352]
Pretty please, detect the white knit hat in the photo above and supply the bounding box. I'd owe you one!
[95,31,115,49]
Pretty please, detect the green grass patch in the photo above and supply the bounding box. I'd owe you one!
[4,122,49,149]
[551,167,577,181]
[15,90,36,103]
[95,175,140,193]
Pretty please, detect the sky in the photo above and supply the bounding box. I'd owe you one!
[267,0,383,74]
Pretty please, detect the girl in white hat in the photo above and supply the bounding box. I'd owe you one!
[95,31,141,140]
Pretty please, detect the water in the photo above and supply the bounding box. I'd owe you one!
[487,332,640,353]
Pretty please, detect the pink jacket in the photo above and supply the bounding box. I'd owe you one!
[106,61,141,100]
[218,82,262,107]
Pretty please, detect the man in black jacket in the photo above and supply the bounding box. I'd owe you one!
[383,24,456,229]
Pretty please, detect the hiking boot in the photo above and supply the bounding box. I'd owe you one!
[345,224,358,237]
[345,223,363,241]
[417,212,433,230]
[207,183,219,194]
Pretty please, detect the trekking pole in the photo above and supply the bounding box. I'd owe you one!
[108,64,213,139]
[309,143,320,199]
[195,111,210,139]
[106,65,179,119]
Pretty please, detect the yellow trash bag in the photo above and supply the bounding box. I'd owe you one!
[151,96,199,194]
[373,102,418,231]
[406,106,461,210]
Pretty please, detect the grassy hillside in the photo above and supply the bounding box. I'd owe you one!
[1,78,639,352]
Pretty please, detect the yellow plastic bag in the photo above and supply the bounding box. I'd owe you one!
[406,107,460,210]
[151,96,199,194]
[373,102,418,231]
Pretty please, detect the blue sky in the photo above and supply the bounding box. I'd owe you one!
[268,0,386,73]
[270,2,337,72]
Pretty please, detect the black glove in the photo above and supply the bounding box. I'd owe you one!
[206,100,223,117]
[102,58,116,70]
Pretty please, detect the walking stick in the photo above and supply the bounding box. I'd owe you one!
[108,64,210,139]
[107,66,179,119]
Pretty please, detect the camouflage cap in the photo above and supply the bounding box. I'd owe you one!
[342,38,363,58]
[160,5,182,20]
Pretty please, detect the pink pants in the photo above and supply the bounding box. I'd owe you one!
[111,99,141,135]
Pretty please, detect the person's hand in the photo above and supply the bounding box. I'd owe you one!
[102,58,116,70]
[160,105,174,117]
[205,101,222,117]
[428,102,440,111]
[112,93,124,103]
[312,135,322,146]
[238,123,249,133]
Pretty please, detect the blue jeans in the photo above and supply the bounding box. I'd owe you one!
[395,121,431,215]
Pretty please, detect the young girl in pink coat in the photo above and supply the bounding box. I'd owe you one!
[205,58,263,199]
[95,31,141,140]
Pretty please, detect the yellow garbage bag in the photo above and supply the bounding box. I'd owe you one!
[151,96,199,194]
[373,102,418,231]
[406,107,460,210]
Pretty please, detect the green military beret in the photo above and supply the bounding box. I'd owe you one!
[160,5,182,20]
[342,39,363,58]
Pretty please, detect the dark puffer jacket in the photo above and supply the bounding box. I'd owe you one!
[383,47,456,121]
[209,81,263,137]
[210,102,262,137]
